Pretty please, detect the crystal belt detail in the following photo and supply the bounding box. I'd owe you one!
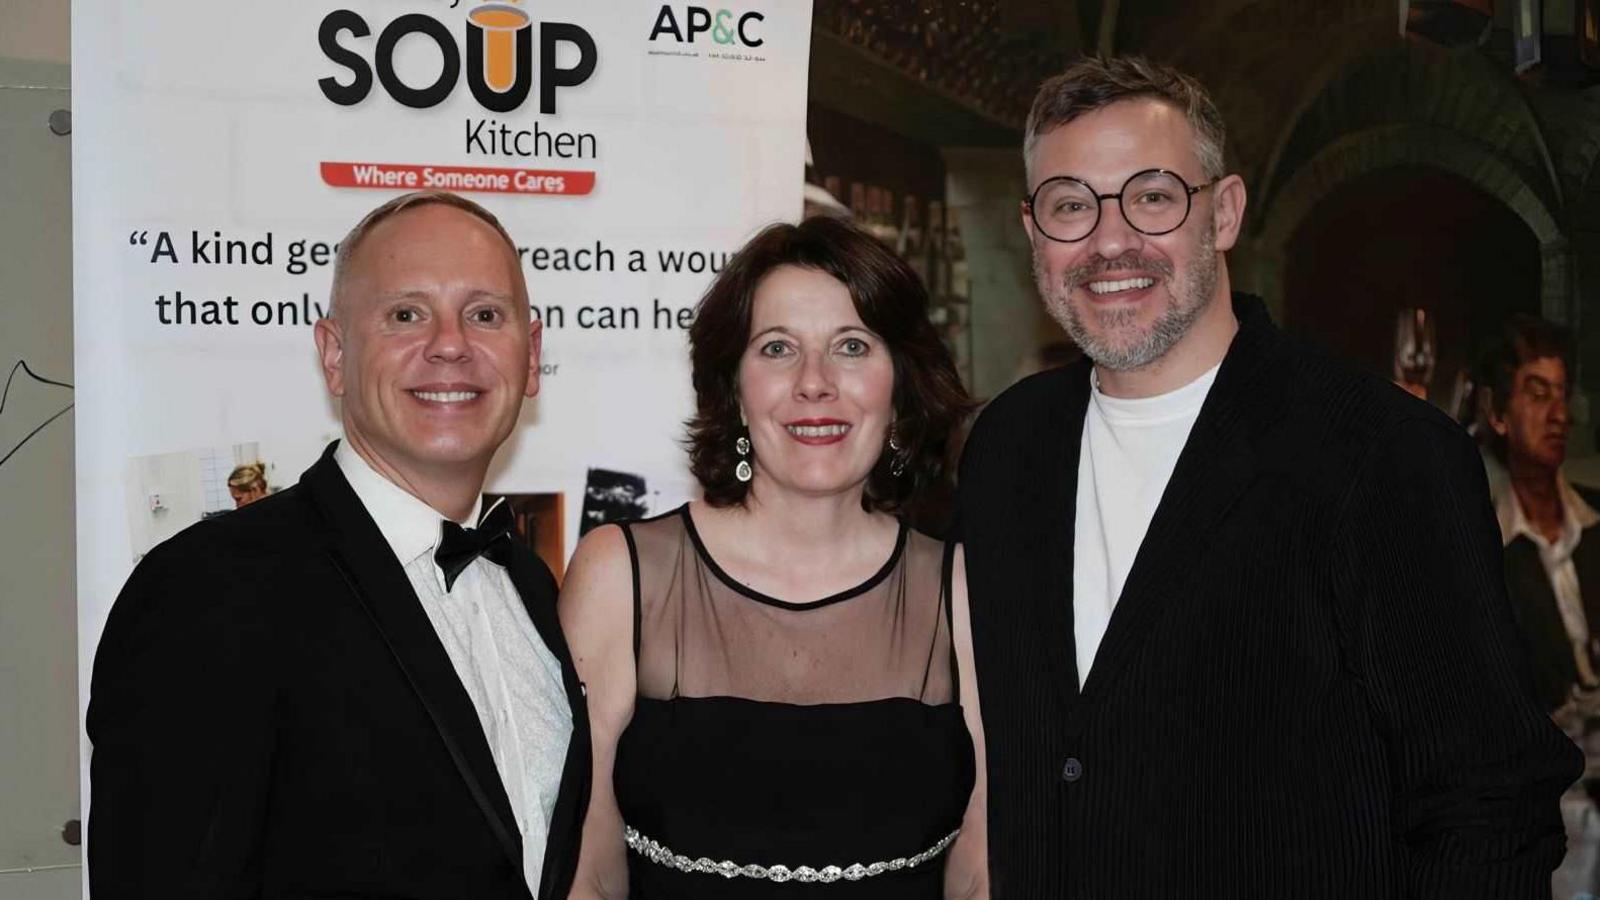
[623,824,961,883]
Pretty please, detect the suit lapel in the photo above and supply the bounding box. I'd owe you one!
[1080,297,1280,700]
[1574,524,1600,655]
[1026,363,1092,709]
[505,551,576,697]
[503,550,591,900]
[301,446,525,875]
[1505,538,1577,684]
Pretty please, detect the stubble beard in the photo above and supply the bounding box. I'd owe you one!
[1036,226,1218,372]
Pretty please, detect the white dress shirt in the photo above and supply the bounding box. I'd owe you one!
[335,441,572,895]
[1073,364,1219,685]
[1495,469,1600,687]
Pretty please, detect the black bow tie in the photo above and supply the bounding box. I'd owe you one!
[434,499,514,591]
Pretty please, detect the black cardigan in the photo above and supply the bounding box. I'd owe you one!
[957,295,1581,899]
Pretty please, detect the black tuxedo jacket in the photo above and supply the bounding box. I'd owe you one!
[1504,483,1600,712]
[88,443,590,900]
[957,295,1581,899]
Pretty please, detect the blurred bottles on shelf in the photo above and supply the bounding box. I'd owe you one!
[815,177,975,387]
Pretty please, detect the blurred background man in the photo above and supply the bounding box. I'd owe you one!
[1481,316,1600,715]
[1479,313,1600,900]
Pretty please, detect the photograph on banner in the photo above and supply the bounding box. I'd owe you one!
[124,443,276,559]
[579,467,651,536]
[483,490,568,581]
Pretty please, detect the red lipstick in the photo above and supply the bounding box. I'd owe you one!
[783,418,852,446]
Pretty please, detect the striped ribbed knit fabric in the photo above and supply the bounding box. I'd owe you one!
[956,294,1582,899]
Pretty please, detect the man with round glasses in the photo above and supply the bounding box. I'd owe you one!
[1030,169,1214,242]
[955,55,1579,898]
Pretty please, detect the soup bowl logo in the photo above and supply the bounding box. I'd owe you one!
[471,4,529,96]
[318,2,596,114]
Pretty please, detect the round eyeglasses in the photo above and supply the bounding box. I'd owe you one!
[1025,169,1216,243]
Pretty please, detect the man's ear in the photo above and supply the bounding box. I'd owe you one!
[524,317,544,399]
[1020,198,1038,244]
[314,316,346,397]
[1478,405,1504,435]
[1483,391,1510,437]
[1211,173,1247,253]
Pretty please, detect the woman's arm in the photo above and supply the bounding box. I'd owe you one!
[558,525,637,900]
[945,545,990,900]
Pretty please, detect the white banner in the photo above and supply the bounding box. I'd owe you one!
[72,0,811,842]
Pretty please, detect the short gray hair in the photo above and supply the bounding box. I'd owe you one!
[326,190,522,318]
[1024,55,1226,186]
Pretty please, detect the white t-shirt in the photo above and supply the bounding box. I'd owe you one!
[1073,364,1220,685]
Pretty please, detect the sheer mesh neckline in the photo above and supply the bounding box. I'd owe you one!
[677,504,910,611]
[626,508,954,705]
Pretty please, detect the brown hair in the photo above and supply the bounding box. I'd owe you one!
[686,216,973,517]
[327,190,523,317]
[1472,315,1574,463]
[1025,55,1227,183]
[1478,314,1574,417]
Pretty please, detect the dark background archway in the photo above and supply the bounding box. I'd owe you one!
[1283,165,1541,406]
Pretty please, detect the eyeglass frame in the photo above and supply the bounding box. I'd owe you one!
[1023,168,1218,243]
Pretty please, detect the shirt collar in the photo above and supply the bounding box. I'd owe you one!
[1566,476,1600,531]
[1089,361,1222,426]
[1493,467,1598,552]
[334,439,483,575]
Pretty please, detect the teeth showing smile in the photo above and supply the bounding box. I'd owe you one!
[412,390,480,403]
[786,423,850,438]
[1087,277,1155,295]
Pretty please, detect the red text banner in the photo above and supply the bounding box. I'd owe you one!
[319,161,595,196]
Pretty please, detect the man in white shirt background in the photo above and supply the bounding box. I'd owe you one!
[88,191,590,900]
[1482,315,1600,715]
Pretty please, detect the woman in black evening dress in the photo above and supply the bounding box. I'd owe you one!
[559,216,987,899]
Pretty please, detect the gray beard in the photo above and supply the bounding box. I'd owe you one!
[1037,228,1217,372]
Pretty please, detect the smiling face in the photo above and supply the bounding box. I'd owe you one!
[1024,97,1240,372]
[314,203,539,486]
[737,265,896,501]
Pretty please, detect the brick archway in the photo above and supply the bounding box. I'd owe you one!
[1257,124,1569,321]
[1279,165,1542,400]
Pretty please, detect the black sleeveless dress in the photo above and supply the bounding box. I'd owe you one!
[612,506,975,899]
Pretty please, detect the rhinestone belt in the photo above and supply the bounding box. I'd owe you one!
[623,824,960,883]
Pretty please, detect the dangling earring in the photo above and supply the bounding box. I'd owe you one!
[887,427,907,477]
[735,433,753,483]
